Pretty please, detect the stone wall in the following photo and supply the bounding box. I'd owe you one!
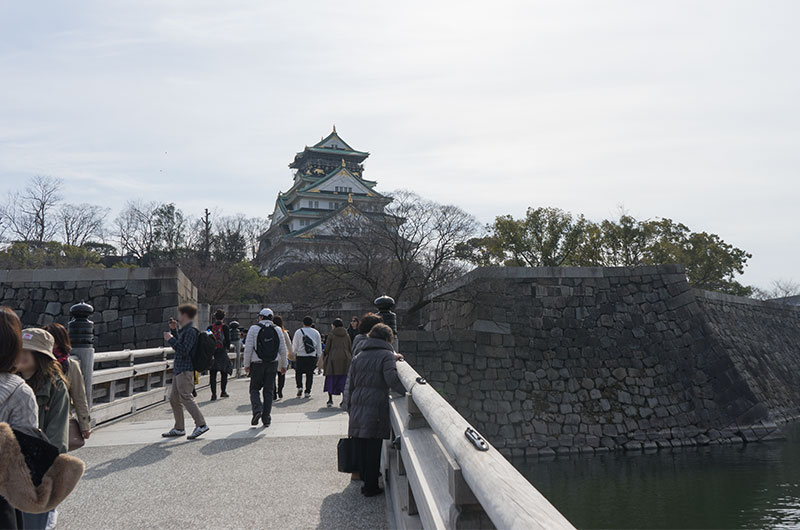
[399,266,800,457]
[202,300,414,336]
[0,268,197,351]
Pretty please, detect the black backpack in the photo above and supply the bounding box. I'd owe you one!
[256,323,280,362]
[191,329,216,372]
[300,329,316,354]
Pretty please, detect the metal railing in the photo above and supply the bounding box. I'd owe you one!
[85,340,243,425]
[386,361,575,530]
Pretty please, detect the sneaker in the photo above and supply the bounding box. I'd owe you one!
[304,392,311,398]
[296,389,303,398]
[278,391,283,399]
[262,416,272,428]
[192,389,197,398]
[161,428,185,438]
[210,394,217,401]
[187,425,209,440]
[220,392,230,398]
[251,411,262,426]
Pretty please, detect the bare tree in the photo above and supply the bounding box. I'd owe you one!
[241,216,269,262]
[59,203,109,246]
[312,190,479,309]
[2,176,63,243]
[114,200,158,259]
[752,279,800,301]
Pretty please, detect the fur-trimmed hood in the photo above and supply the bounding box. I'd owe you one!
[0,422,84,514]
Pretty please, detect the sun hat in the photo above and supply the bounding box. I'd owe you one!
[21,328,57,361]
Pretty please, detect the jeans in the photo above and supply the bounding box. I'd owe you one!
[295,356,317,393]
[209,369,228,396]
[169,371,206,431]
[249,361,277,419]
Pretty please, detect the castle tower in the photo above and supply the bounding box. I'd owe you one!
[257,127,393,275]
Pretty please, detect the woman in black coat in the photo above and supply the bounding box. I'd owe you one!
[342,323,406,497]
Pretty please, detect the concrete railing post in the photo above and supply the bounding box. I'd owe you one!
[374,295,398,349]
[68,301,95,408]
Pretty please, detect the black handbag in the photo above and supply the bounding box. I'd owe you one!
[337,438,358,473]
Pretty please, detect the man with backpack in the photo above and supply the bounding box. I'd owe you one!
[292,316,322,398]
[161,303,210,440]
[243,308,288,427]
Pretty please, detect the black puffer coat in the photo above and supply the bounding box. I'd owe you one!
[343,338,406,439]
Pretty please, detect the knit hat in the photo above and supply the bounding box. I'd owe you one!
[259,308,274,319]
[21,328,56,361]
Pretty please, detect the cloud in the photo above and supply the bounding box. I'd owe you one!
[0,0,797,288]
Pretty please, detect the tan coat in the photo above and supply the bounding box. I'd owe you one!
[321,327,352,376]
[66,359,91,432]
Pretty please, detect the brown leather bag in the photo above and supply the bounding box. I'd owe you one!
[68,418,85,451]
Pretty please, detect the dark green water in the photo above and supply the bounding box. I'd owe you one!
[514,423,800,529]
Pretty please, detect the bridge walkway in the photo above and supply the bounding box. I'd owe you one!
[58,378,387,530]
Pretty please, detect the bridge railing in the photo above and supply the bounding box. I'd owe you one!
[87,342,242,425]
[387,360,575,530]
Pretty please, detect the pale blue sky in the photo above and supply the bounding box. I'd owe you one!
[0,1,797,288]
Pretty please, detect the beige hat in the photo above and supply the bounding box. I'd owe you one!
[21,328,56,361]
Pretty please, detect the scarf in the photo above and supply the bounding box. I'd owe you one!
[54,346,70,373]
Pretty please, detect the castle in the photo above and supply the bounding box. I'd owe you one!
[257,127,392,276]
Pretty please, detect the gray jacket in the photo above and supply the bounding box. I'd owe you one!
[343,338,406,439]
[0,372,38,429]
[351,334,368,356]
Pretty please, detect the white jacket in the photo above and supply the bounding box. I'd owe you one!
[292,327,323,358]
[243,320,288,369]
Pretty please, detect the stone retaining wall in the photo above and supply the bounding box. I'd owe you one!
[399,266,800,457]
[0,268,197,351]
[203,301,414,336]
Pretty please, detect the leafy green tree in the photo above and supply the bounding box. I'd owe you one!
[464,207,587,267]
[465,208,752,296]
[0,242,102,269]
[645,219,752,295]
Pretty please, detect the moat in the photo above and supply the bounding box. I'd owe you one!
[516,422,800,529]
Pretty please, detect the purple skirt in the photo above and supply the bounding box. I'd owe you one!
[323,375,348,395]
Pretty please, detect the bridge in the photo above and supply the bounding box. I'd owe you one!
[54,315,575,530]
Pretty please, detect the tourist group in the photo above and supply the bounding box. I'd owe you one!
[161,303,405,498]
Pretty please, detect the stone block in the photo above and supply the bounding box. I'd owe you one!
[45,302,62,315]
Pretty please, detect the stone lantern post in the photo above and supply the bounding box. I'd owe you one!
[374,295,398,349]
[68,301,95,408]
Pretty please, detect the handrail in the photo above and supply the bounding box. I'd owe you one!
[82,340,243,425]
[393,361,574,530]
[93,347,174,363]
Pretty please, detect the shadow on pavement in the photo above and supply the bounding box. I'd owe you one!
[199,434,262,456]
[83,440,192,480]
[316,482,388,530]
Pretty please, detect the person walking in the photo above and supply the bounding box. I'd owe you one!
[0,307,39,529]
[208,309,232,401]
[322,319,352,407]
[342,323,406,497]
[351,313,383,357]
[44,323,92,443]
[292,316,322,398]
[17,328,71,529]
[347,317,359,341]
[243,308,287,427]
[272,316,292,401]
[162,303,209,440]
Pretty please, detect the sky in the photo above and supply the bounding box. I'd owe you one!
[0,0,797,288]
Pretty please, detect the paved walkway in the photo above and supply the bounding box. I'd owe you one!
[58,378,387,530]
